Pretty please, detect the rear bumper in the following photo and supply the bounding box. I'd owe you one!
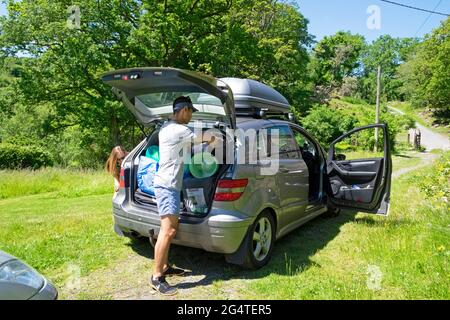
[113,206,252,254]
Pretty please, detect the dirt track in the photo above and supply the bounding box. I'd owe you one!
[388,106,450,151]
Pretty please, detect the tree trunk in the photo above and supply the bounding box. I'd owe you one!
[110,111,120,146]
[374,65,381,152]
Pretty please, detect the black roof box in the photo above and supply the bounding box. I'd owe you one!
[219,78,291,118]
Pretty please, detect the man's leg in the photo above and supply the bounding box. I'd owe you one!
[161,216,179,273]
[153,215,179,278]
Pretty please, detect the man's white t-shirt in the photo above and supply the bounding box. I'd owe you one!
[154,121,197,191]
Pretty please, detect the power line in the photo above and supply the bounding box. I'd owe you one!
[414,0,444,37]
[379,0,449,17]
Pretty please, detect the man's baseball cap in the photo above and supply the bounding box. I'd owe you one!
[173,96,199,113]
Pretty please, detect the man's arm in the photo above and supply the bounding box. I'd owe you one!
[189,129,215,145]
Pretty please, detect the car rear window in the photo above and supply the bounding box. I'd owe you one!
[136,92,223,109]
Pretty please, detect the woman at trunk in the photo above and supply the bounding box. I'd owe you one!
[105,146,128,193]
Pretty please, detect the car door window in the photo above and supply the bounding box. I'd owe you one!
[292,129,317,158]
[333,127,385,160]
[267,125,301,160]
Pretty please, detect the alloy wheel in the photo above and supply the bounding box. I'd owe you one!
[252,217,272,261]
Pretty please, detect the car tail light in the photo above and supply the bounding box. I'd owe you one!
[214,179,248,202]
[119,168,125,189]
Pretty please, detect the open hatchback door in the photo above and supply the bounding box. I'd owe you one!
[326,124,392,215]
[101,67,236,128]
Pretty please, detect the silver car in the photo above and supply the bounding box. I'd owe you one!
[101,67,392,269]
[0,250,58,300]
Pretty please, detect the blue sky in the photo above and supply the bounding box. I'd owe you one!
[0,0,448,43]
[296,0,450,42]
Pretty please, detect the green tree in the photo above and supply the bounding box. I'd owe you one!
[185,0,313,113]
[398,18,450,123]
[0,0,313,166]
[0,57,22,120]
[309,31,365,100]
[358,35,419,103]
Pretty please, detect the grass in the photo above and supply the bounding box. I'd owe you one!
[0,168,112,200]
[0,192,131,278]
[0,152,448,299]
[0,168,131,296]
[235,154,449,299]
[391,151,426,172]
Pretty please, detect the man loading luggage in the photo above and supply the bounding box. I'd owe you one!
[151,95,215,295]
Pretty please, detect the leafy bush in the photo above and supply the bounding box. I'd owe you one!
[340,96,368,105]
[301,104,358,147]
[2,136,43,147]
[0,143,53,169]
[418,151,450,206]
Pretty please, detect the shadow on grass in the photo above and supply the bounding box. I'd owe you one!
[393,153,413,159]
[353,216,412,228]
[126,210,357,291]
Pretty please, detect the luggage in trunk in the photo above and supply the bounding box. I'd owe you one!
[132,126,229,217]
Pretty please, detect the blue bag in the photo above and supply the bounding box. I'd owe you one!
[137,156,159,196]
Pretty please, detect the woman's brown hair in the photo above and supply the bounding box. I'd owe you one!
[105,146,127,180]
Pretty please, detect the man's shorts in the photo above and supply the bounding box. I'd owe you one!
[154,185,181,217]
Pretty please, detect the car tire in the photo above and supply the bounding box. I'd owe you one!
[240,211,276,269]
[123,231,146,243]
[323,207,341,218]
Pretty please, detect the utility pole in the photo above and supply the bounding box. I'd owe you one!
[374,65,381,153]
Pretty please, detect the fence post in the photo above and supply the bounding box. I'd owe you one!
[414,129,421,150]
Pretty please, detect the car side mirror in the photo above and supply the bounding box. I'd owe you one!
[335,153,346,161]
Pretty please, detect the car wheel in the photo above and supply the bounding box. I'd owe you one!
[242,211,276,269]
[323,207,341,218]
[123,231,146,243]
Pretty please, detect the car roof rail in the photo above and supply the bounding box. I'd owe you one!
[236,107,296,123]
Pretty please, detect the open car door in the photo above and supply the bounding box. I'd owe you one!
[101,67,236,128]
[326,124,392,215]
